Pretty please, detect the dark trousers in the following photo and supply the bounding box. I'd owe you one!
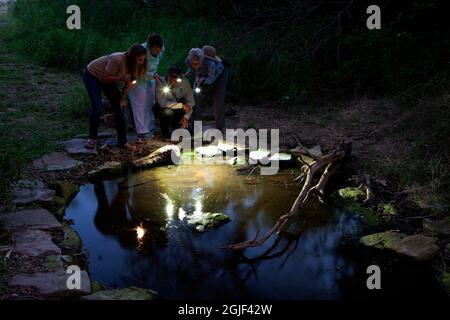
[154,107,185,138]
[193,67,229,131]
[83,69,127,146]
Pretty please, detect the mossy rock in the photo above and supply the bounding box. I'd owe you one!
[44,255,64,271]
[62,226,82,253]
[48,181,79,203]
[187,212,231,232]
[82,287,157,300]
[360,231,404,249]
[382,203,398,218]
[43,195,67,218]
[336,187,366,202]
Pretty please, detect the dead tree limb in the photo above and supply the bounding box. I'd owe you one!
[223,139,352,250]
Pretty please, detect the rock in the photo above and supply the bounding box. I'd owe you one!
[195,145,223,157]
[423,218,450,237]
[1,209,62,231]
[88,161,124,180]
[336,187,366,202]
[11,179,55,205]
[133,145,181,170]
[44,195,67,217]
[13,229,61,257]
[360,231,440,261]
[269,153,294,166]
[441,273,450,296]
[382,203,398,218]
[82,287,157,300]
[45,255,65,271]
[360,231,404,249]
[186,212,231,232]
[48,181,79,203]
[249,149,271,163]
[62,226,82,253]
[32,152,83,171]
[60,138,98,155]
[227,156,247,166]
[8,270,91,297]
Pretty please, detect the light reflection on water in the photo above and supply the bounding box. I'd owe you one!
[65,163,445,299]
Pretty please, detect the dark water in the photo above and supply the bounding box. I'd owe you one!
[65,162,446,300]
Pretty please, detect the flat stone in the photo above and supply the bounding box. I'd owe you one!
[11,179,55,205]
[1,208,62,231]
[60,138,98,155]
[385,234,440,261]
[360,231,440,261]
[249,149,271,163]
[13,229,61,257]
[88,161,124,180]
[423,218,450,237]
[8,270,91,297]
[186,212,231,232]
[32,152,82,171]
[82,287,157,300]
[133,145,181,170]
[195,145,223,157]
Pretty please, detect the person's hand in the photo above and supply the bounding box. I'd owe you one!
[180,117,189,129]
[122,74,132,82]
[182,104,191,113]
[120,99,128,109]
[153,73,162,84]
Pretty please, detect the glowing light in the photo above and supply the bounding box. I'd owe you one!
[178,208,186,220]
[131,80,137,85]
[194,199,202,215]
[194,87,201,94]
[163,86,171,95]
[166,200,174,218]
[176,78,182,83]
[136,226,146,240]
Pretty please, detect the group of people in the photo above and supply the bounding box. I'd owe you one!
[83,33,229,150]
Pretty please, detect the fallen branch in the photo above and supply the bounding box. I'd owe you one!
[223,139,351,250]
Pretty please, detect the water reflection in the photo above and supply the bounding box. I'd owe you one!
[65,163,445,299]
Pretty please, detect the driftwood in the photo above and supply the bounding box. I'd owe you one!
[223,137,352,250]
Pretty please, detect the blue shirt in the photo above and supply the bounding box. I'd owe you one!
[186,57,224,86]
[140,42,164,83]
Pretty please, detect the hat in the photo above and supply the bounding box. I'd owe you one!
[202,45,222,63]
[168,65,182,78]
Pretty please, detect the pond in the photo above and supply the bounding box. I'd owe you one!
[65,160,446,299]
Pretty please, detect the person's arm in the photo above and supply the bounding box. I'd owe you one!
[182,80,195,120]
[119,82,132,108]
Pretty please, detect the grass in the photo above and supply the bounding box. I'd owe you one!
[0,14,87,205]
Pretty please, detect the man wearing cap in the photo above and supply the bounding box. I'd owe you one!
[155,66,195,139]
[185,45,229,132]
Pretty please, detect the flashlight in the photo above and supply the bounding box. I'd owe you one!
[176,78,182,83]
[194,87,201,94]
[163,86,171,95]
[130,75,137,85]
